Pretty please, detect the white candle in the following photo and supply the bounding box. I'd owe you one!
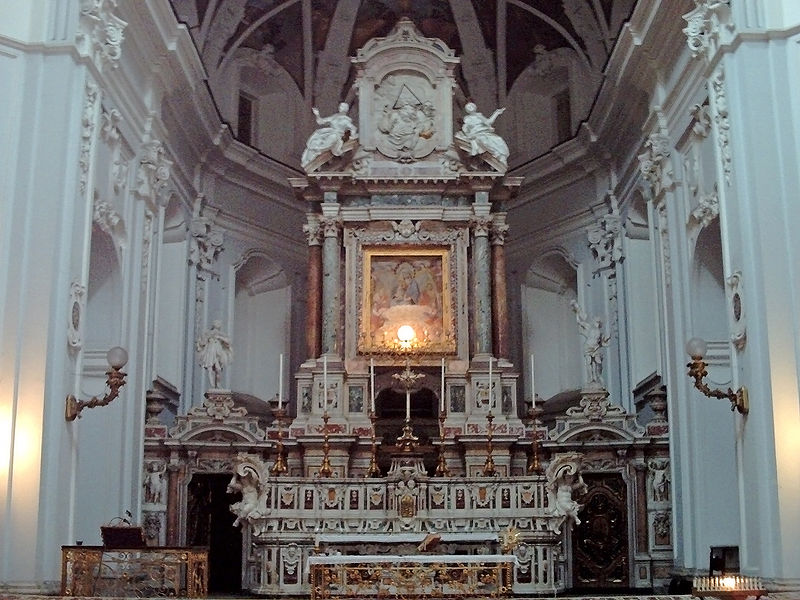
[405,389,411,421]
[323,355,328,409]
[370,358,375,412]
[278,353,283,409]
[530,353,535,401]
[440,358,445,413]
[488,356,493,406]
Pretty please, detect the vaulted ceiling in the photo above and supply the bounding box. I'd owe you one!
[170,0,638,167]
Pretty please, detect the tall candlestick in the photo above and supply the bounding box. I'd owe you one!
[405,389,411,421]
[323,355,328,410]
[530,353,535,400]
[278,353,283,408]
[440,358,445,413]
[370,358,375,412]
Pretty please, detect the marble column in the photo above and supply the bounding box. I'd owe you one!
[320,200,342,355]
[165,460,181,545]
[491,214,510,360]
[303,214,323,359]
[471,209,493,356]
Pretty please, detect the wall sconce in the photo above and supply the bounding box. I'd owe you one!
[686,337,748,414]
[65,347,128,421]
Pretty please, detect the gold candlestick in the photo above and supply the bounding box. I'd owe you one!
[270,407,288,475]
[366,410,381,477]
[319,411,333,477]
[482,411,496,476]
[525,399,544,474]
[392,360,425,453]
[396,419,419,452]
[434,412,449,477]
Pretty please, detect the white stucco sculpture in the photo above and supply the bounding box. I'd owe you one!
[301,102,358,170]
[143,460,166,504]
[454,102,510,169]
[227,454,270,528]
[570,300,610,387]
[196,319,233,388]
[545,453,588,534]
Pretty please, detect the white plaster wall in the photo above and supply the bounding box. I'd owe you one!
[0,44,92,587]
[232,285,290,400]
[622,236,660,387]
[153,238,189,391]
[522,285,582,400]
[715,29,800,581]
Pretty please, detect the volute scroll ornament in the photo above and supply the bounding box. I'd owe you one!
[227,454,271,530]
[77,0,127,70]
[545,452,588,534]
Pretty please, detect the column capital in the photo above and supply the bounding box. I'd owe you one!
[320,215,343,238]
[470,215,492,237]
[491,214,509,246]
[303,214,323,246]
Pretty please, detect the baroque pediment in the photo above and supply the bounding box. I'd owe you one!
[302,18,509,181]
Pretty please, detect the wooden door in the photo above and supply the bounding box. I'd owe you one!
[573,473,629,589]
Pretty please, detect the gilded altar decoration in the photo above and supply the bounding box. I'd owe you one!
[309,555,512,600]
[61,546,208,597]
[360,247,454,355]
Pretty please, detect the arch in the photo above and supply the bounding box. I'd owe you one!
[523,247,581,401]
[85,225,123,350]
[217,0,302,75]
[174,423,266,445]
[690,218,726,344]
[505,0,592,70]
[163,194,189,243]
[551,422,637,445]
[214,47,306,160]
[525,247,579,295]
[232,250,291,402]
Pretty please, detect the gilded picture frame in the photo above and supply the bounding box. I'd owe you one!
[359,247,454,355]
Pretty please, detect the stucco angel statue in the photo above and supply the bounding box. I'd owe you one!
[455,102,510,168]
[301,102,358,170]
[546,453,588,534]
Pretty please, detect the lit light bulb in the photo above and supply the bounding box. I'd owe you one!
[397,325,415,343]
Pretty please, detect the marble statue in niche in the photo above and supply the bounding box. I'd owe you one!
[143,460,166,504]
[196,320,233,388]
[570,300,610,387]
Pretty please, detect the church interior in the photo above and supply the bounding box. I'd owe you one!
[1,0,800,598]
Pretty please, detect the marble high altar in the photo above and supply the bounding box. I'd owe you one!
[8,0,800,596]
[141,20,670,597]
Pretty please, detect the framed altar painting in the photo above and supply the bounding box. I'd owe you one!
[359,247,454,355]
